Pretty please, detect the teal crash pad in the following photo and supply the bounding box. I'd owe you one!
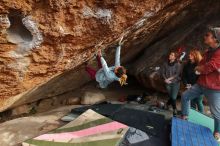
[188,108,214,132]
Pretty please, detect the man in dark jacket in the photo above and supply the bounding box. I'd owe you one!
[181,27,220,141]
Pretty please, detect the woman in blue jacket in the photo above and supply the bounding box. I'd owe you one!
[86,42,127,88]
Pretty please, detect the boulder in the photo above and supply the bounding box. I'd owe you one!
[65,97,81,105]
[37,99,54,112]
[81,92,106,105]
[11,104,30,116]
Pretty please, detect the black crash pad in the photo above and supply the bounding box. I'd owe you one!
[71,102,165,136]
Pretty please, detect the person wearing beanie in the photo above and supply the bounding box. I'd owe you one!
[181,27,220,142]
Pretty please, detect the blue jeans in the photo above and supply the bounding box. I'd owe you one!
[181,84,220,133]
[166,82,180,110]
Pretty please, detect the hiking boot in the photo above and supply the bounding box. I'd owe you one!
[173,109,177,116]
[137,97,146,104]
[181,115,188,120]
[214,132,220,143]
[164,103,170,110]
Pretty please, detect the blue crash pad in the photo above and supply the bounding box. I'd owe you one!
[172,117,218,146]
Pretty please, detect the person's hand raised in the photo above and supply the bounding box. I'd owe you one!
[165,79,171,84]
[119,35,125,46]
[97,49,102,57]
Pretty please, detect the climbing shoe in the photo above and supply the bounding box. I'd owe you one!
[173,109,177,116]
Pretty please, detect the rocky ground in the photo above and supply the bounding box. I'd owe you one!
[0,105,78,146]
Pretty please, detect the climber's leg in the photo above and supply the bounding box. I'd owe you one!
[85,67,97,80]
[96,55,102,69]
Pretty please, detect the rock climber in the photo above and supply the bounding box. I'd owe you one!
[85,37,127,88]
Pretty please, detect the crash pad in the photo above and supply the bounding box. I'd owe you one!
[188,108,214,132]
[71,102,165,136]
[22,109,129,146]
[71,102,123,117]
[172,117,218,146]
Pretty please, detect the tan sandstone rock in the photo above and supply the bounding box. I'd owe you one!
[81,92,106,105]
[12,104,31,116]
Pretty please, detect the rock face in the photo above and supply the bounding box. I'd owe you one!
[0,0,220,112]
[0,0,174,111]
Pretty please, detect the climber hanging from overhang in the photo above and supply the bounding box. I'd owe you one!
[85,36,127,88]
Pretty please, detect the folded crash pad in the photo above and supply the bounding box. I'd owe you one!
[22,109,129,146]
[188,108,214,132]
[172,117,218,146]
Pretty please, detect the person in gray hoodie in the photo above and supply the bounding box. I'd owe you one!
[161,51,181,116]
